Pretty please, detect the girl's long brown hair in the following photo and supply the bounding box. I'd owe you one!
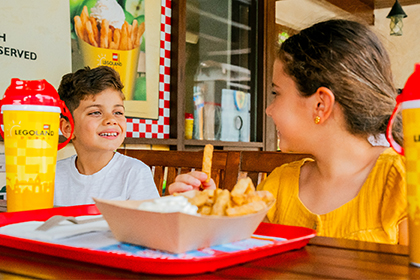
[278,19,403,145]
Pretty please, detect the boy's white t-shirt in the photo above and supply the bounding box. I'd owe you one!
[54,152,159,206]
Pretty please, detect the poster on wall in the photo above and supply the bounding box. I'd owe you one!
[69,0,160,119]
[0,0,170,139]
[0,1,72,94]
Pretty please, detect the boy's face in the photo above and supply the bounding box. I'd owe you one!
[71,88,126,154]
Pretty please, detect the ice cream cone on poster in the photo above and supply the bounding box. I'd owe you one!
[73,1,145,100]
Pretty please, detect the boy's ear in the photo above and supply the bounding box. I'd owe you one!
[313,87,335,124]
[60,118,74,139]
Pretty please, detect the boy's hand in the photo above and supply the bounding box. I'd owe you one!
[168,171,216,195]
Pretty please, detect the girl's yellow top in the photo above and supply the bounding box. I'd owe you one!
[257,148,407,244]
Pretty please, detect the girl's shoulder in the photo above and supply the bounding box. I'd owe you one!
[257,157,313,192]
[378,147,405,162]
[364,147,406,210]
[270,157,314,176]
[374,147,405,178]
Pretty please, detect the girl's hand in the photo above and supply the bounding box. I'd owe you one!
[168,171,216,195]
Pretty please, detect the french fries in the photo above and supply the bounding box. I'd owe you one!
[74,6,145,50]
[202,144,214,183]
[176,177,275,217]
[211,189,231,216]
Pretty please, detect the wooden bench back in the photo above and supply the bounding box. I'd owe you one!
[239,151,312,187]
[118,149,313,195]
[117,149,240,195]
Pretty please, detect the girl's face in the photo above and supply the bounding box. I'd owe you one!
[71,88,126,154]
[266,59,314,152]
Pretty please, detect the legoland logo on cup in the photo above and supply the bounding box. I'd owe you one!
[2,105,60,139]
[14,123,54,137]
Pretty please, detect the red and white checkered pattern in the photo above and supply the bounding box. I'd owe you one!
[126,0,171,139]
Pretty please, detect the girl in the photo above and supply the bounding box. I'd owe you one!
[169,19,407,245]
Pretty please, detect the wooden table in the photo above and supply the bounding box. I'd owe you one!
[0,233,420,279]
[1,202,420,279]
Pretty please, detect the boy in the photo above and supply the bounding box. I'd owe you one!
[54,66,159,206]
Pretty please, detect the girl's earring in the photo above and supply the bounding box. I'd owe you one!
[314,116,321,124]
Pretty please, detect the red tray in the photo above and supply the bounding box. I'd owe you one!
[0,205,316,275]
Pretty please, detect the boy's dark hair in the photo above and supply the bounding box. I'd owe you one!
[58,66,124,116]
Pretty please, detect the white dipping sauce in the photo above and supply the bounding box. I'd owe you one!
[138,195,198,215]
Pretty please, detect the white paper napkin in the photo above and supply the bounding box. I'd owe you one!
[0,215,109,241]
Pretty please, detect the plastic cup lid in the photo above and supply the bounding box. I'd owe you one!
[2,78,61,107]
[398,64,420,103]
